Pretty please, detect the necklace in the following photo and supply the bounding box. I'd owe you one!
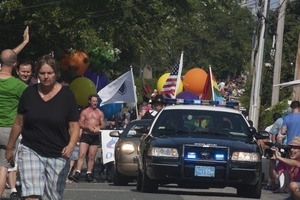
[38,83,57,99]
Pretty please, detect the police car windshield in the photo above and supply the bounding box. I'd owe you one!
[151,109,250,139]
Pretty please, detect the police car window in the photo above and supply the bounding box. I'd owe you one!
[127,124,148,138]
[127,130,137,136]
[152,109,249,138]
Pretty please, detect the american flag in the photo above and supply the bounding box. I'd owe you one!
[161,61,180,99]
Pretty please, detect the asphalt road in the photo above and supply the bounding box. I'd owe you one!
[63,181,291,200]
[1,158,291,200]
[2,176,291,200]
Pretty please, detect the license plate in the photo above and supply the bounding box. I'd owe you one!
[194,166,215,177]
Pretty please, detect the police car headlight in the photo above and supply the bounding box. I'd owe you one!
[148,147,178,157]
[121,143,135,154]
[232,152,261,162]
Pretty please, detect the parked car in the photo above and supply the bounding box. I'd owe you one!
[109,119,152,185]
[137,103,264,199]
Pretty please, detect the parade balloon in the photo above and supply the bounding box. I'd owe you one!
[99,103,122,119]
[183,68,207,96]
[156,73,183,94]
[176,91,199,100]
[84,68,109,91]
[61,50,90,76]
[69,77,96,107]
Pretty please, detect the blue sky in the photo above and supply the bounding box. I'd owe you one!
[270,0,280,9]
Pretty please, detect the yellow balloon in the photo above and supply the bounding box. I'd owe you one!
[69,77,97,107]
[157,73,183,94]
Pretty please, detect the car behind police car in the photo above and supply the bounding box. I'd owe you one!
[137,103,262,199]
[109,119,152,185]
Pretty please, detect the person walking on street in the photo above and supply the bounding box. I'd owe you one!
[71,94,106,182]
[7,58,36,200]
[277,101,300,145]
[0,50,27,199]
[0,26,29,198]
[5,55,80,200]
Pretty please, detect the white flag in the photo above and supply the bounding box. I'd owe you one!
[98,69,137,106]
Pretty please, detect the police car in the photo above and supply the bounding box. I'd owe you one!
[137,100,263,199]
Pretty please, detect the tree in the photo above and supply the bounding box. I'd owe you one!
[0,0,255,78]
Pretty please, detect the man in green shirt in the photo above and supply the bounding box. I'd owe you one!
[0,26,29,199]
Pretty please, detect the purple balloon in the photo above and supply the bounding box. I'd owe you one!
[176,91,199,100]
[84,68,109,91]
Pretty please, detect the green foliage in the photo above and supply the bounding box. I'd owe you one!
[89,46,119,73]
[0,0,300,126]
[0,0,255,80]
[266,1,300,103]
[0,0,22,22]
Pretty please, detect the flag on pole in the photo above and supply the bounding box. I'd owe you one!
[202,67,224,102]
[161,52,184,99]
[98,68,137,106]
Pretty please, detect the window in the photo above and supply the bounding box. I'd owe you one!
[152,109,250,140]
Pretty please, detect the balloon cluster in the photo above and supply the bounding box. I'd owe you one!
[61,50,90,76]
[63,50,122,118]
[156,68,208,100]
[63,49,210,116]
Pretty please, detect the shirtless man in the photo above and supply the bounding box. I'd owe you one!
[71,94,106,182]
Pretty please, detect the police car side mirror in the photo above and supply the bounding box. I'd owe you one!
[109,130,121,137]
[248,126,257,135]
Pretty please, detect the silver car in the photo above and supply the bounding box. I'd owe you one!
[110,119,151,185]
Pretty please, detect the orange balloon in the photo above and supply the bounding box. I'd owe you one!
[60,51,90,76]
[183,68,207,95]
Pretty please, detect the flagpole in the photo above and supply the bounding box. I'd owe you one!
[174,51,184,98]
[209,66,215,101]
[130,66,139,119]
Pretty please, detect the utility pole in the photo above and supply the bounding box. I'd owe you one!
[249,32,259,122]
[248,2,259,120]
[249,0,269,129]
[271,0,287,106]
[293,34,300,101]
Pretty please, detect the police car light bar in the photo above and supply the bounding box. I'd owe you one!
[164,98,239,108]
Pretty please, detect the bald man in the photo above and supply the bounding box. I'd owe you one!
[0,26,29,198]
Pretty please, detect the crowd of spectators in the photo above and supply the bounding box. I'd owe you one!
[218,75,247,102]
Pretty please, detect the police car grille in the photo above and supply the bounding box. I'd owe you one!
[183,145,228,161]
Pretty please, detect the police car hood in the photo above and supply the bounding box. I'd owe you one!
[150,136,256,152]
